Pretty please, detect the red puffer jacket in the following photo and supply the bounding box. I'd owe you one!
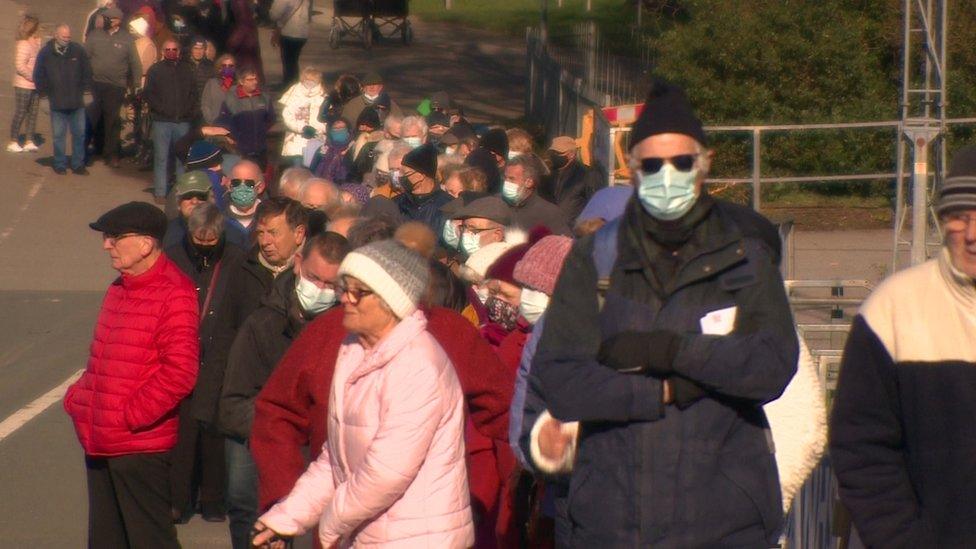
[63,254,199,457]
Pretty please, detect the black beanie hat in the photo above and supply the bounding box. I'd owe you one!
[356,106,381,130]
[402,143,438,180]
[480,128,509,159]
[631,78,707,145]
[426,111,451,129]
[465,147,502,194]
[938,145,976,215]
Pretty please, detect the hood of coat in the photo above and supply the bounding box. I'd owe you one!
[283,81,325,101]
[343,310,428,385]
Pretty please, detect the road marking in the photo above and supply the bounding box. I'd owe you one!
[0,181,42,244]
[0,369,82,443]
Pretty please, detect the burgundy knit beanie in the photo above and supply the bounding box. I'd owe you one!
[486,226,551,285]
[514,236,573,295]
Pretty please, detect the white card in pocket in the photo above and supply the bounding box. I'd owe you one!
[700,306,737,336]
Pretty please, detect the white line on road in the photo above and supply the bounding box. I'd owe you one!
[0,181,42,244]
[0,369,82,443]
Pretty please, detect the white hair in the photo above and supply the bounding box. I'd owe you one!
[400,116,428,139]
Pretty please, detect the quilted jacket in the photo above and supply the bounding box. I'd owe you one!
[63,254,199,456]
[259,311,474,548]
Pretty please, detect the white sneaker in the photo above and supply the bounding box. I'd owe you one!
[6,141,22,153]
[21,141,37,152]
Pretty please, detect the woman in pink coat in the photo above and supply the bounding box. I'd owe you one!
[253,239,474,549]
[9,14,40,153]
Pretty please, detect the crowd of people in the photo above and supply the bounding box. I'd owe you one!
[32,2,976,549]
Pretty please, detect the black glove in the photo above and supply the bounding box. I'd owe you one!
[669,375,707,409]
[301,125,317,139]
[597,330,680,375]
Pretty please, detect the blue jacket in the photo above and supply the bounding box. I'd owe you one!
[393,189,453,233]
[216,87,275,156]
[532,197,798,547]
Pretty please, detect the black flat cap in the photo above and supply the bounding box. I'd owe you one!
[451,196,511,225]
[632,78,707,145]
[442,124,475,146]
[480,128,509,159]
[89,202,167,242]
[402,144,438,180]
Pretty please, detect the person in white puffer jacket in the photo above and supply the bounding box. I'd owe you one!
[279,67,327,167]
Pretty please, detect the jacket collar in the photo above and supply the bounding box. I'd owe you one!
[938,246,976,311]
[118,253,169,290]
[619,197,746,296]
[236,85,262,99]
[345,310,428,385]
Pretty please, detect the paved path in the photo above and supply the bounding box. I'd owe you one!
[0,1,905,547]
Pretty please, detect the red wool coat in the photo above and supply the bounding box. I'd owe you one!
[63,254,199,456]
[251,306,516,539]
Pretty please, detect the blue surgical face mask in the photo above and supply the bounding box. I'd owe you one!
[460,231,481,257]
[501,180,522,205]
[329,127,350,147]
[518,288,550,325]
[442,220,460,250]
[403,136,422,149]
[295,275,337,314]
[637,163,699,220]
[229,184,257,209]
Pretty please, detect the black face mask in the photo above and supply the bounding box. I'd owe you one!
[548,151,570,171]
[193,242,219,259]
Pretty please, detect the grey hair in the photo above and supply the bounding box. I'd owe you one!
[279,167,313,198]
[507,153,548,185]
[302,178,340,208]
[388,142,413,165]
[187,202,225,240]
[400,116,428,139]
[384,113,403,134]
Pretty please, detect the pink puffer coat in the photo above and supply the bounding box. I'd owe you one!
[260,311,474,548]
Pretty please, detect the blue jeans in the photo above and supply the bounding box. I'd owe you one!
[50,108,86,170]
[152,121,190,198]
[225,437,258,549]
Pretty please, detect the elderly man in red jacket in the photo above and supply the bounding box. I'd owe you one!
[64,202,199,549]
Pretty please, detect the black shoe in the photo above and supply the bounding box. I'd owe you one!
[171,507,193,525]
[73,167,89,176]
[200,502,226,523]
[53,167,67,175]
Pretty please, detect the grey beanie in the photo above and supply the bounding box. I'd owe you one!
[938,145,976,216]
[338,240,429,318]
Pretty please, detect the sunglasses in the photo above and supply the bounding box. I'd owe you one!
[180,191,210,201]
[230,178,257,188]
[164,48,179,52]
[641,154,699,174]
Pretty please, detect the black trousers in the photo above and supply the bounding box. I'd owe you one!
[169,397,226,514]
[88,82,126,160]
[85,453,180,549]
[279,36,307,86]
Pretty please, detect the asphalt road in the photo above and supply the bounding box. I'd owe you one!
[0,0,897,547]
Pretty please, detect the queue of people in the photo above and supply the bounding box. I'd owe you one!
[46,4,976,549]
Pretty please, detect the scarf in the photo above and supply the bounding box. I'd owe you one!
[258,251,295,278]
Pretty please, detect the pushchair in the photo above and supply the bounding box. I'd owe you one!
[330,0,412,49]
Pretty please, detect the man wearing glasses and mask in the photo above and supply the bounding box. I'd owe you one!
[222,160,267,233]
[65,201,199,548]
[526,79,797,547]
[830,145,976,547]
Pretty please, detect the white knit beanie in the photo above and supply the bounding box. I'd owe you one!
[460,241,517,283]
[338,240,429,319]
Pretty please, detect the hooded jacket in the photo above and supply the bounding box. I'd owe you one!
[830,248,976,548]
[34,40,92,111]
[63,254,199,456]
[279,81,327,157]
[259,311,474,548]
[530,197,797,547]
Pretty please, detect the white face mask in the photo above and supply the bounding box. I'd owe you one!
[501,179,523,205]
[302,81,317,90]
[364,93,379,102]
[295,275,337,314]
[507,151,521,160]
[445,146,457,156]
[518,288,550,325]
[403,136,422,149]
[461,231,481,257]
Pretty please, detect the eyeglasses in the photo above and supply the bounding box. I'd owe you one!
[163,48,179,52]
[337,279,375,305]
[943,212,976,232]
[461,225,496,235]
[103,233,141,246]
[641,154,699,174]
[180,191,210,201]
[230,178,257,188]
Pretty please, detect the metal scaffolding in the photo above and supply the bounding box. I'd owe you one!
[894,0,949,268]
